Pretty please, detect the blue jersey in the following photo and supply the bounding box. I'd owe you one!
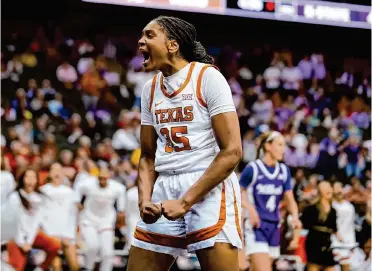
[240,159,292,222]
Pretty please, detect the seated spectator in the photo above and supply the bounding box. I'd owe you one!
[345,177,369,205]
[26,79,38,100]
[41,79,56,98]
[7,55,23,84]
[342,135,364,178]
[357,77,371,103]
[311,53,326,86]
[281,59,303,98]
[56,61,78,87]
[251,93,273,125]
[297,55,313,90]
[80,64,107,110]
[20,48,38,68]
[263,62,281,95]
[30,88,44,112]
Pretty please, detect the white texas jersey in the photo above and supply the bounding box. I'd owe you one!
[40,183,78,238]
[332,200,356,245]
[141,61,236,174]
[75,178,126,227]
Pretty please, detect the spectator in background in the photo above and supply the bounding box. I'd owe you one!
[30,88,44,112]
[20,48,38,69]
[56,61,78,87]
[126,64,156,110]
[301,181,339,271]
[342,135,364,178]
[241,130,256,164]
[112,111,140,152]
[15,119,33,144]
[336,68,354,89]
[103,39,117,59]
[311,53,326,86]
[7,55,23,84]
[345,177,368,205]
[357,77,371,103]
[263,61,281,96]
[351,107,370,130]
[297,55,313,90]
[48,93,64,116]
[251,93,273,125]
[80,64,107,110]
[41,79,56,98]
[77,53,94,75]
[26,79,38,100]
[332,182,357,271]
[281,59,303,98]
[317,127,341,179]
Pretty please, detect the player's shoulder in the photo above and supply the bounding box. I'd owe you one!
[109,179,126,190]
[279,162,290,172]
[142,73,160,93]
[194,62,222,79]
[1,171,14,179]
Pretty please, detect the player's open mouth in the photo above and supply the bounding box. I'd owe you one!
[142,51,151,67]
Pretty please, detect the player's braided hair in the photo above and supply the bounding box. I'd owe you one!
[154,16,214,64]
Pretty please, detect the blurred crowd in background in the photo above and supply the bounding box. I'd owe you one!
[1,17,371,270]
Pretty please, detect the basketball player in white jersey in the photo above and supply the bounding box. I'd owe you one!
[127,16,243,271]
[124,181,140,254]
[1,161,18,271]
[40,163,79,271]
[332,182,356,271]
[75,167,126,271]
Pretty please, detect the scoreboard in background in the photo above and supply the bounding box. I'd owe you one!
[226,0,371,29]
[82,0,371,29]
[82,0,226,13]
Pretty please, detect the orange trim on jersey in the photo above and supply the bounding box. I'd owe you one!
[231,183,243,240]
[186,183,226,244]
[149,75,157,112]
[160,62,196,98]
[134,227,188,249]
[196,64,219,108]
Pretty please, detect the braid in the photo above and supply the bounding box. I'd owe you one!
[154,16,213,64]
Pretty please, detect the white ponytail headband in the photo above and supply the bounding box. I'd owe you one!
[266,131,282,142]
[258,131,283,158]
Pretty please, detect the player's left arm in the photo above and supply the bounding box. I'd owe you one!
[116,184,126,226]
[162,67,242,220]
[283,165,302,229]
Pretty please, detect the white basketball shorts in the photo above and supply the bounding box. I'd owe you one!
[132,171,243,257]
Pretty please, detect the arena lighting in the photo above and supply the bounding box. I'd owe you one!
[238,0,264,12]
[82,0,371,29]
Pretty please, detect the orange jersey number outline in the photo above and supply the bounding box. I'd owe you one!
[159,126,191,153]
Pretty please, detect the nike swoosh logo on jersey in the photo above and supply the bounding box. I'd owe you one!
[155,100,165,107]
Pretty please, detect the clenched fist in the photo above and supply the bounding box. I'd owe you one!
[140,201,162,224]
[161,199,190,221]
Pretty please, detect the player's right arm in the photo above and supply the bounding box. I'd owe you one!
[138,79,162,224]
[240,163,260,228]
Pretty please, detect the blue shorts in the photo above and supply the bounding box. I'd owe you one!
[244,219,280,258]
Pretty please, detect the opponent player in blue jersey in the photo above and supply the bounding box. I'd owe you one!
[240,131,301,271]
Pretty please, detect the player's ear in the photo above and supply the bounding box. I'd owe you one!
[167,39,179,54]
